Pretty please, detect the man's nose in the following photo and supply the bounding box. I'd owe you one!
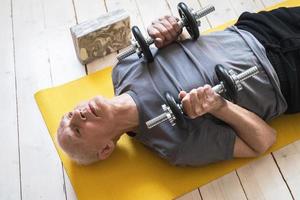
[70,109,85,123]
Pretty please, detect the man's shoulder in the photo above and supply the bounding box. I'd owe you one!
[112,58,144,94]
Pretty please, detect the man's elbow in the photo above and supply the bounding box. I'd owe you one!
[255,128,277,155]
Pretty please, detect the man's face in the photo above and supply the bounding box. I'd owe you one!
[57,96,115,162]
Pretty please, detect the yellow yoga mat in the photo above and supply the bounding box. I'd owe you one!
[35,1,300,199]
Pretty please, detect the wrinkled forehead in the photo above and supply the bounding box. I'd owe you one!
[57,117,79,146]
[57,116,69,143]
[58,114,68,130]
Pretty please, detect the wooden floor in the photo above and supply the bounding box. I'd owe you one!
[1,0,300,199]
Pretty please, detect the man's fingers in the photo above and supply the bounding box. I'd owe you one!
[147,26,156,38]
[196,87,206,114]
[204,84,217,102]
[180,85,224,118]
[181,94,192,117]
[148,26,165,41]
[165,16,182,34]
[148,23,171,48]
[154,38,163,48]
[152,22,173,41]
[147,15,182,48]
[190,89,201,117]
[160,18,178,38]
[196,87,205,102]
[148,26,167,48]
[178,91,187,100]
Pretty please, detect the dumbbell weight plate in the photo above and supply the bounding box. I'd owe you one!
[132,26,154,62]
[215,64,237,102]
[165,92,187,129]
[177,2,199,40]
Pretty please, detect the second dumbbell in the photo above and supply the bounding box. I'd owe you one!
[145,65,260,129]
[117,3,215,62]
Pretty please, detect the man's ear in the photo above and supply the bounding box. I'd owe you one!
[98,141,115,160]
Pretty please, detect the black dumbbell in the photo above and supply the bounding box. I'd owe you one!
[117,3,215,62]
[145,65,260,129]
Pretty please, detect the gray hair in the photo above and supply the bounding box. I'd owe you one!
[56,128,99,165]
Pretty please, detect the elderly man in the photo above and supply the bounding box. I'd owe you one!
[57,7,300,166]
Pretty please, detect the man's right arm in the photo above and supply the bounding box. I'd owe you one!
[180,85,277,157]
[211,100,276,157]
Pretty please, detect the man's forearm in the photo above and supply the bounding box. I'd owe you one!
[210,100,276,154]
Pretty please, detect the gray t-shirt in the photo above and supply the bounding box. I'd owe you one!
[112,26,287,166]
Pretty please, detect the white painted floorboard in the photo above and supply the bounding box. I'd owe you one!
[2,0,299,199]
[0,0,21,199]
[237,155,293,200]
[12,0,67,198]
[273,140,300,199]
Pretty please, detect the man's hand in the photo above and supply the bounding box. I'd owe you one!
[147,15,182,48]
[179,85,226,119]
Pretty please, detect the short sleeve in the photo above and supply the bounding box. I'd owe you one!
[171,118,236,166]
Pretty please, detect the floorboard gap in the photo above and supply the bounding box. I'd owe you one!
[271,152,295,200]
[235,170,249,200]
[11,0,22,199]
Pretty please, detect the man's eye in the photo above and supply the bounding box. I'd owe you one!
[74,127,81,137]
[68,112,73,118]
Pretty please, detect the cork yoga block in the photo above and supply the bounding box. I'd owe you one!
[70,9,131,64]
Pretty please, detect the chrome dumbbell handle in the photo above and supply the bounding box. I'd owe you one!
[117,5,215,61]
[193,5,215,23]
[117,37,155,61]
[229,65,260,92]
[117,46,137,61]
[179,4,215,27]
[145,66,259,129]
[117,37,155,60]
[212,66,259,94]
[146,104,176,129]
[146,112,169,129]
[236,66,259,83]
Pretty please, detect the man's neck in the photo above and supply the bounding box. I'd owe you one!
[110,93,139,135]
